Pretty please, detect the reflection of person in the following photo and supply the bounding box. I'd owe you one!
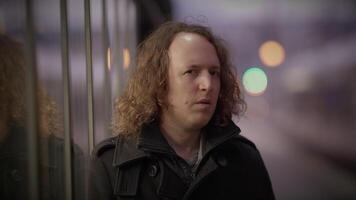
[89,22,275,199]
[0,33,84,200]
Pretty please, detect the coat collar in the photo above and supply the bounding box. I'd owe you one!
[204,120,241,155]
[112,120,241,168]
[112,135,146,168]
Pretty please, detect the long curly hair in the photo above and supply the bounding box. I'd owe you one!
[112,21,246,137]
[0,33,60,139]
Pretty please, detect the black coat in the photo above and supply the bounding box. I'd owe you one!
[89,121,275,200]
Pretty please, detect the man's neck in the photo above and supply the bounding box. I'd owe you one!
[160,120,202,161]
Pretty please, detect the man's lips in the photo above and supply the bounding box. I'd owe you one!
[196,99,211,104]
[194,99,214,111]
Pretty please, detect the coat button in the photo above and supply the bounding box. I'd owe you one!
[216,156,228,167]
[148,164,158,177]
[11,169,23,182]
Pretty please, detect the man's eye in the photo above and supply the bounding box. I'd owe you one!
[210,70,220,76]
[184,69,194,74]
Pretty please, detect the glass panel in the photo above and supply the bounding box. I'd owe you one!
[33,0,88,198]
[91,0,110,144]
[1,0,30,200]
[1,0,87,199]
[92,0,138,144]
[33,0,67,199]
[1,0,139,199]
[66,0,87,199]
[0,34,30,199]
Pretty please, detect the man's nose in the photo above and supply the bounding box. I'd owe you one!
[199,73,213,91]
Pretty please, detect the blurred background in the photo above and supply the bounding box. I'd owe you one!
[0,0,355,199]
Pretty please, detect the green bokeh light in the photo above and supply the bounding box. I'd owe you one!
[242,67,268,96]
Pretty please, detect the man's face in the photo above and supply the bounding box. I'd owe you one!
[161,32,221,131]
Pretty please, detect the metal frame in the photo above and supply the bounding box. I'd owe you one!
[102,0,112,137]
[24,0,40,199]
[84,0,95,153]
[60,0,73,199]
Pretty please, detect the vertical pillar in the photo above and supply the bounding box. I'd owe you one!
[60,0,73,199]
[24,0,40,199]
[84,0,95,152]
[102,0,112,137]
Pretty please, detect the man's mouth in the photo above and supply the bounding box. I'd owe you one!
[196,98,211,105]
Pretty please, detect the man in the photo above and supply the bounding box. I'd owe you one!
[89,22,275,200]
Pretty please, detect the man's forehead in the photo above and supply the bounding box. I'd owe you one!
[172,32,206,43]
[176,32,195,42]
[168,32,219,64]
[169,32,215,55]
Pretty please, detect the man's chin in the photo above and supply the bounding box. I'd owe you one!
[186,117,212,130]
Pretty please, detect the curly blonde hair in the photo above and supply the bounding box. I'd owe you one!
[0,34,60,139]
[112,21,245,137]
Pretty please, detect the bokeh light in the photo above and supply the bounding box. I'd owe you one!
[123,48,130,70]
[259,40,285,67]
[107,47,111,70]
[242,67,268,96]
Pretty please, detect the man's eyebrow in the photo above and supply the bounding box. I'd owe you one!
[189,65,221,69]
[210,66,221,70]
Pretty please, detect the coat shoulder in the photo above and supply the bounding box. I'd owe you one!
[230,134,257,150]
[92,136,117,157]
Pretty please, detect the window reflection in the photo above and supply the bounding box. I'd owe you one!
[0,33,84,200]
[0,34,30,199]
